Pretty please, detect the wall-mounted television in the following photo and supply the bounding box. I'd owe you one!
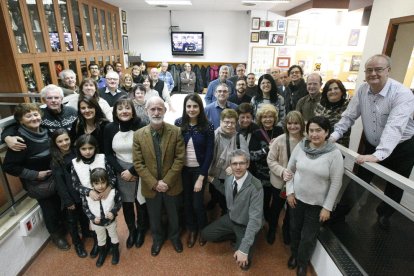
[171,32,204,56]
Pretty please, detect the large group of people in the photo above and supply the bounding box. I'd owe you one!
[1,54,413,275]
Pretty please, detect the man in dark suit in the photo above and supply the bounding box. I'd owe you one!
[201,149,263,271]
[133,96,185,256]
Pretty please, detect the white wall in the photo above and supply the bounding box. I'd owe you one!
[125,10,250,63]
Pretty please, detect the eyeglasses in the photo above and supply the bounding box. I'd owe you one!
[290,70,301,75]
[231,161,247,166]
[364,67,389,74]
[222,120,236,126]
[216,90,229,94]
[106,78,118,81]
[45,96,61,100]
[90,67,99,70]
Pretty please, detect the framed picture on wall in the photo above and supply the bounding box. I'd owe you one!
[348,29,360,46]
[250,32,259,43]
[268,32,285,46]
[252,17,260,30]
[122,35,129,54]
[122,23,127,34]
[121,10,126,22]
[350,55,362,71]
[277,20,286,32]
[277,57,290,68]
[287,19,300,36]
[285,36,297,46]
[259,31,269,40]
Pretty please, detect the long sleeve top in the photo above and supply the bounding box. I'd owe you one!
[82,188,122,226]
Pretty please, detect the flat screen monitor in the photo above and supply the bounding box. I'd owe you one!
[171,32,204,56]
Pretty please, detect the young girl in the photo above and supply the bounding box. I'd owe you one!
[83,168,121,267]
[51,129,90,258]
[71,134,117,258]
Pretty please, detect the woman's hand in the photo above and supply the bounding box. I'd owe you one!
[121,170,134,181]
[319,208,331,222]
[89,190,100,201]
[37,170,51,180]
[106,212,114,220]
[94,217,101,224]
[282,169,293,182]
[225,166,233,176]
[287,194,297,208]
[194,179,203,192]
[67,204,76,210]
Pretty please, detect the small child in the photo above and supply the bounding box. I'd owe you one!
[82,168,121,267]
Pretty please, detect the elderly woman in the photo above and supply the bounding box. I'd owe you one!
[66,78,113,121]
[314,79,350,147]
[286,65,307,113]
[180,63,196,93]
[131,84,150,125]
[3,103,69,250]
[249,104,283,237]
[251,74,285,124]
[208,109,248,215]
[120,73,135,94]
[267,111,305,245]
[131,65,144,84]
[59,69,78,96]
[285,116,343,276]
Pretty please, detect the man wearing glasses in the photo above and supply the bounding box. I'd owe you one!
[205,83,238,129]
[88,63,106,89]
[98,71,127,107]
[330,54,414,230]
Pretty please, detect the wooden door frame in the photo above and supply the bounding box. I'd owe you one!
[383,15,414,56]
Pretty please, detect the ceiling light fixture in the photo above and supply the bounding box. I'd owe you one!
[145,0,192,5]
[242,0,291,4]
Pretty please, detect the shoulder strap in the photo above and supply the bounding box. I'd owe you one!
[286,134,291,161]
[259,129,271,144]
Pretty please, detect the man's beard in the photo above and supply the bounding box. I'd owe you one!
[150,116,164,125]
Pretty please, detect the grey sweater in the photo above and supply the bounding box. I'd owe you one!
[286,139,343,211]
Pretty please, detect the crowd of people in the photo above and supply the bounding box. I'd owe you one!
[1,54,413,275]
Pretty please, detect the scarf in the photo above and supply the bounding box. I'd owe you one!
[209,127,237,177]
[300,138,336,159]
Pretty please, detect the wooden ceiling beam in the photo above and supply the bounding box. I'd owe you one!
[286,0,350,17]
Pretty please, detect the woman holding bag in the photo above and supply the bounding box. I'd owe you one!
[3,103,69,250]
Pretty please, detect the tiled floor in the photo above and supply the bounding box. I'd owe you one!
[23,209,315,276]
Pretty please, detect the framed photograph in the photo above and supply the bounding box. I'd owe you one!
[298,60,306,69]
[348,29,360,46]
[251,17,260,30]
[278,47,291,56]
[250,32,259,43]
[259,31,269,40]
[277,57,290,68]
[121,10,126,22]
[268,32,285,46]
[277,20,286,32]
[122,23,127,34]
[287,19,300,36]
[285,36,297,46]
[350,55,362,71]
[122,35,129,54]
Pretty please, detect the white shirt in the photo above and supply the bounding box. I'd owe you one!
[233,171,249,193]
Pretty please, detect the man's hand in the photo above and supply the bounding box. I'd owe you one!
[37,170,51,180]
[356,154,379,164]
[287,194,297,208]
[319,208,330,222]
[156,180,169,192]
[234,250,249,268]
[67,204,76,210]
[5,136,26,151]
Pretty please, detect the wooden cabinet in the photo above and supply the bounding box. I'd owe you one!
[0,0,123,95]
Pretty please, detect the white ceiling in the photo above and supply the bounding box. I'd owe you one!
[104,0,310,13]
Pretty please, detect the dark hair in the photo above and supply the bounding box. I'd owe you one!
[236,103,254,116]
[79,78,99,99]
[14,103,42,122]
[288,65,304,76]
[142,75,153,89]
[103,63,114,75]
[236,77,247,83]
[50,128,71,167]
[180,93,209,132]
[90,168,109,186]
[88,63,99,70]
[112,96,138,123]
[76,96,108,135]
[320,79,347,107]
[257,74,279,102]
[306,116,331,138]
[75,134,98,161]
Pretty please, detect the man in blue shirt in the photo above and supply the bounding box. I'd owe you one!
[204,65,235,105]
[158,62,175,93]
[205,83,238,129]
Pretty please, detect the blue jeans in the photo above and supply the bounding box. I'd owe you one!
[182,166,207,232]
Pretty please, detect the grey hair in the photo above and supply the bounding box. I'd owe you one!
[219,65,229,73]
[106,71,119,79]
[145,96,165,110]
[215,82,229,92]
[365,54,392,68]
[229,149,250,163]
[40,84,64,99]
[59,69,75,80]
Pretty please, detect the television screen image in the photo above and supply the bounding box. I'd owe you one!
[171,32,204,56]
[49,32,76,52]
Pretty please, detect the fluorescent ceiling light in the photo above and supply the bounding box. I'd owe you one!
[242,0,291,3]
[145,0,192,5]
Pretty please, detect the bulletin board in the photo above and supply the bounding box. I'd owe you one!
[250,47,275,77]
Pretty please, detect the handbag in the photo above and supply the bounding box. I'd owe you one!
[24,175,56,199]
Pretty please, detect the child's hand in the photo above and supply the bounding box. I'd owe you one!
[106,212,114,220]
[94,217,101,224]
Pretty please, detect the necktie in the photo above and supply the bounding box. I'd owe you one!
[233,181,238,201]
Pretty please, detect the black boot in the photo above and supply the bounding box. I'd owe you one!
[111,243,120,265]
[126,228,136,249]
[96,245,108,267]
[51,233,70,251]
[135,230,145,248]
[75,243,88,258]
[90,234,99,258]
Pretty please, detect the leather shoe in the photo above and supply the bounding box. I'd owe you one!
[199,235,207,246]
[377,215,390,230]
[287,255,297,269]
[297,265,307,276]
[75,243,87,258]
[135,230,145,248]
[151,243,162,256]
[187,232,197,248]
[51,234,70,251]
[266,230,276,245]
[172,240,183,253]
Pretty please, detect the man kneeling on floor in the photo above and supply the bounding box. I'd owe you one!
[201,149,263,271]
